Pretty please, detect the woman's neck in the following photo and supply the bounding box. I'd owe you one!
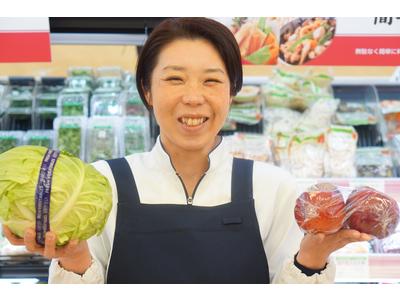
[160,135,220,192]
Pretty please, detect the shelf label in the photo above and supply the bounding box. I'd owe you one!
[334,254,370,279]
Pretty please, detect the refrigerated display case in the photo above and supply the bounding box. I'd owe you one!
[0,17,400,284]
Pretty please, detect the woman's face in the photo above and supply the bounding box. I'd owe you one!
[145,38,231,153]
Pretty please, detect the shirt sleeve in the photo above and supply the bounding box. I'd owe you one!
[253,162,336,284]
[47,160,118,284]
[48,257,105,284]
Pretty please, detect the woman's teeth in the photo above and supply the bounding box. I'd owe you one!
[180,117,206,126]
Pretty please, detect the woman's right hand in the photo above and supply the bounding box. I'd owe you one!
[2,225,92,275]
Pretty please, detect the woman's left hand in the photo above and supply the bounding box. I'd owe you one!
[296,229,372,269]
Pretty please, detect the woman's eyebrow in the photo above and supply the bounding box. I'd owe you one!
[161,66,225,74]
[204,68,225,74]
[162,65,185,71]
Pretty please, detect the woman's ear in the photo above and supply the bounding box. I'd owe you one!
[142,81,153,108]
[145,90,153,107]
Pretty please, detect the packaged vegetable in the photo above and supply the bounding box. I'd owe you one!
[121,116,150,156]
[0,131,24,154]
[273,132,292,169]
[233,85,260,103]
[124,89,147,116]
[90,93,122,117]
[355,147,393,177]
[288,131,326,177]
[36,108,58,130]
[54,117,87,160]
[6,86,34,114]
[94,78,123,94]
[0,145,112,246]
[122,72,135,88]
[68,66,94,77]
[24,130,54,148]
[344,187,399,239]
[380,100,400,139]
[35,80,64,109]
[57,93,89,117]
[335,102,378,126]
[263,69,333,112]
[324,125,358,178]
[36,93,59,109]
[229,101,262,125]
[86,117,120,162]
[296,98,339,132]
[264,107,301,136]
[65,77,93,92]
[295,183,346,234]
[227,133,273,162]
[295,183,400,239]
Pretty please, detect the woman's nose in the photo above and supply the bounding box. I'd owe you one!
[182,84,205,105]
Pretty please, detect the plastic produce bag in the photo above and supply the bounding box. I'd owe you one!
[226,133,273,162]
[294,183,400,239]
[233,85,260,103]
[264,107,301,136]
[355,147,393,178]
[121,116,150,156]
[54,117,87,160]
[86,117,120,162]
[296,97,339,131]
[90,93,122,117]
[229,101,262,125]
[0,131,24,154]
[324,125,358,177]
[288,131,326,177]
[380,100,400,139]
[24,130,54,148]
[57,93,89,117]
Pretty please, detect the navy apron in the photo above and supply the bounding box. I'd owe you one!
[106,157,270,283]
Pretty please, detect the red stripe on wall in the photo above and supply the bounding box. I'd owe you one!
[0,32,51,63]
[306,36,400,66]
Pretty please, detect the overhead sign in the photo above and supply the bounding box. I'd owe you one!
[0,18,51,63]
[216,17,400,66]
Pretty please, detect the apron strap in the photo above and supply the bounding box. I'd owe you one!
[106,158,140,206]
[231,158,254,204]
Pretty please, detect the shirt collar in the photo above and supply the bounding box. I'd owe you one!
[149,135,229,174]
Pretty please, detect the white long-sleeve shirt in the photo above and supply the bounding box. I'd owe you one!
[48,137,335,284]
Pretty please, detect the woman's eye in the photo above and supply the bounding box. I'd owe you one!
[166,77,183,82]
[205,79,222,84]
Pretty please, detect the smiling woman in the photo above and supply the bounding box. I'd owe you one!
[3,17,372,284]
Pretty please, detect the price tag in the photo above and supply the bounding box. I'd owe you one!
[334,254,370,279]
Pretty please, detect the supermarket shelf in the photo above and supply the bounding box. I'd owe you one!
[0,255,50,283]
[50,33,147,45]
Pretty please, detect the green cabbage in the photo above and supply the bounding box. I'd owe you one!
[0,146,112,246]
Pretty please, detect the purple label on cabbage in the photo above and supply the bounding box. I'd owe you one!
[35,149,60,246]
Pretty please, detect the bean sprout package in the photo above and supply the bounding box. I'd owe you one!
[294,183,400,239]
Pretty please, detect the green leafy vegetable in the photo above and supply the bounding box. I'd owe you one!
[245,46,271,65]
[0,137,18,154]
[0,145,112,246]
[57,125,82,158]
[289,33,313,52]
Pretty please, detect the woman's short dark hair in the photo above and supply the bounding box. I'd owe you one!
[136,17,243,110]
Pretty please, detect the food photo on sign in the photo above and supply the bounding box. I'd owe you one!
[216,17,280,65]
[279,17,336,65]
